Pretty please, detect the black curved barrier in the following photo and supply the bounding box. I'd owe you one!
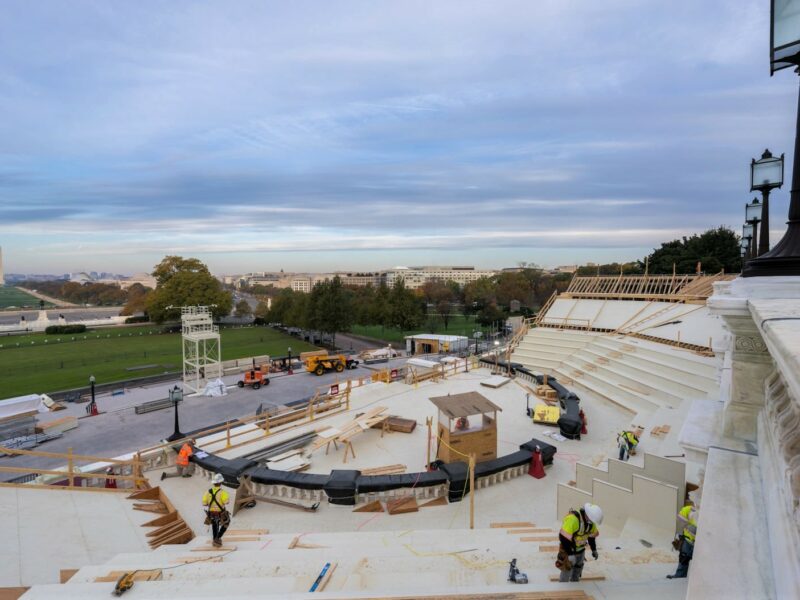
[189,452,258,487]
[356,471,448,494]
[474,450,532,479]
[439,461,470,502]
[324,469,361,505]
[519,438,557,465]
[247,466,328,490]
[512,365,583,440]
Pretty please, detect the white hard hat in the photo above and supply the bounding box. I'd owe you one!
[212,473,225,485]
[583,503,603,525]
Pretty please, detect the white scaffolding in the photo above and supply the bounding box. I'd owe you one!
[181,306,222,394]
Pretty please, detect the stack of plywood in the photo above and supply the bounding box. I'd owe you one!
[35,416,78,435]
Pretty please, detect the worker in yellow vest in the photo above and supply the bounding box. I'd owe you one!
[557,503,603,582]
[668,503,698,579]
[203,473,231,547]
[617,430,639,461]
[161,439,195,480]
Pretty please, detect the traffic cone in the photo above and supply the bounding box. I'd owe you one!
[579,409,588,435]
[529,447,546,479]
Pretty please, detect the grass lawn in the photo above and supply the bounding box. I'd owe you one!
[0,286,52,309]
[0,325,318,399]
[351,314,494,344]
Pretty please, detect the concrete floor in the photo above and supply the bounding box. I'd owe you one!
[1,358,410,478]
[0,486,152,586]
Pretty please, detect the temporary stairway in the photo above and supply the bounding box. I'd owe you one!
[22,524,682,599]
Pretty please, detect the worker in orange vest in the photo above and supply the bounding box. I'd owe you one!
[161,439,196,480]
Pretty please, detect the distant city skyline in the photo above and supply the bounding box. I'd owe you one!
[0,1,794,273]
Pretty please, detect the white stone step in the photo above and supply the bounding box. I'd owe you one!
[556,364,659,416]
[593,337,718,380]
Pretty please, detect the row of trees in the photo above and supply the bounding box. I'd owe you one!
[19,280,138,306]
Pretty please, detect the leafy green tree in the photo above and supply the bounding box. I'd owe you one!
[266,288,295,324]
[642,226,742,274]
[476,302,506,327]
[121,283,152,316]
[234,299,252,318]
[308,276,352,347]
[146,256,232,323]
[420,279,457,330]
[369,283,392,334]
[389,278,424,333]
[463,276,497,314]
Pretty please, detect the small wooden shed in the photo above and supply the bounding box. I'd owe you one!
[430,392,501,463]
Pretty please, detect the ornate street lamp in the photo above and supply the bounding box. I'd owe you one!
[742,224,754,260]
[287,347,293,375]
[750,149,784,256]
[745,3,800,276]
[166,385,185,442]
[745,197,762,257]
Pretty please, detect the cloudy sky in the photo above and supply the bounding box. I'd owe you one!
[0,0,797,275]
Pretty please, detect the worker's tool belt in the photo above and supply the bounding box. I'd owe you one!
[672,534,683,551]
[555,548,572,571]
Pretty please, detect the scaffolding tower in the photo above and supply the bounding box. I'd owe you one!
[181,306,222,394]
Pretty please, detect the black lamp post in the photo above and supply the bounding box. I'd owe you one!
[473,331,482,355]
[745,197,762,257]
[744,6,800,276]
[742,224,754,260]
[166,385,184,442]
[749,149,784,256]
[287,346,293,375]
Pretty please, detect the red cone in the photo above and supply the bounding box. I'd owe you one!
[579,409,588,435]
[529,447,546,479]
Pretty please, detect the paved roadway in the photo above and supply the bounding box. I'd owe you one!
[0,356,410,478]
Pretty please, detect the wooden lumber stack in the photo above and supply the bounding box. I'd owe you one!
[370,416,417,433]
[129,487,194,548]
[34,416,78,435]
[650,424,671,437]
[360,464,407,476]
[94,569,162,583]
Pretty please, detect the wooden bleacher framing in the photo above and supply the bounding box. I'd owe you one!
[310,406,389,463]
[556,272,736,304]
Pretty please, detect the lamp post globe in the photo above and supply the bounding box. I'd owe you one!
[745,197,762,257]
[287,346,293,375]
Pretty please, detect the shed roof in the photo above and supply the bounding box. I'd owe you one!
[429,392,502,418]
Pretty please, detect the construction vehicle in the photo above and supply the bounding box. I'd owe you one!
[237,368,270,389]
[304,354,359,376]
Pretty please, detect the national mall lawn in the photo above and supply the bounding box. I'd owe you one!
[0,324,317,399]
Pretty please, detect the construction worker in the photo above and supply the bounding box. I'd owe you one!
[557,503,603,582]
[617,430,639,461]
[203,473,231,547]
[161,439,195,480]
[667,503,698,579]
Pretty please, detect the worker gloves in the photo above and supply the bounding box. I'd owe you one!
[592,550,599,560]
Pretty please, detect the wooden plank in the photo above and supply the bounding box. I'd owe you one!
[387,496,418,515]
[172,556,224,564]
[59,569,79,583]
[506,528,549,534]
[538,545,560,552]
[0,482,131,493]
[490,522,535,528]
[226,529,269,535]
[549,574,605,581]
[191,546,237,552]
[353,500,384,513]
[94,569,162,583]
[0,588,30,600]
[519,536,559,542]
[141,512,178,527]
[361,464,408,476]
[148,527,193,548]
[316,562,338,592]
[419,496,448,508]
[146,519,186,538]
[217,536,261,542]
[128,487,160,500]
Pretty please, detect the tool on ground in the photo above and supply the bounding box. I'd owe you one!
[309,562,332,592]
[507,558,528,584]
[112,572,135,596]
[525,393,531,417]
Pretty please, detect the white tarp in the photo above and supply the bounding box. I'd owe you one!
[406,358,441,370]
[0,394,49,420]
[203,378,228,397]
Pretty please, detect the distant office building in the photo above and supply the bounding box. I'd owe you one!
[382,266,496,290]
[337,272,381,287]
[552,265,578,274]
[69,272,94,284]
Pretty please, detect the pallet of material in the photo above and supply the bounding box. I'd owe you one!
[34,416,78,435]
[651,425,671,437]
[370,416,416,434]
[480,375,511,388]
[360,464,407,476]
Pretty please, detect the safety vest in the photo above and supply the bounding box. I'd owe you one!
[203,486,229,512]
[621,431,638,447]
[680,505,697,543]
[561,510,598,551]
[177,443,193,467]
